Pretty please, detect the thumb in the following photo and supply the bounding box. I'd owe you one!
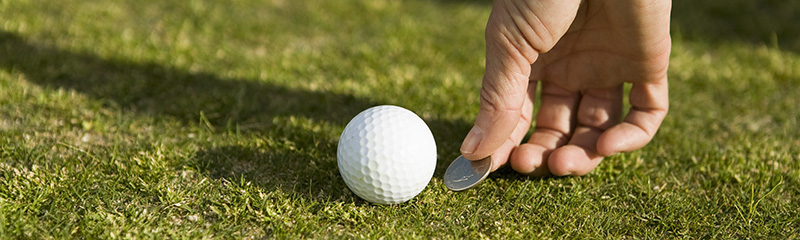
[460,0,580,160]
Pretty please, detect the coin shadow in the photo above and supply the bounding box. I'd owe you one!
[488,167,542,181]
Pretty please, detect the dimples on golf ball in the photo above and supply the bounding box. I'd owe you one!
[337,105,436,204]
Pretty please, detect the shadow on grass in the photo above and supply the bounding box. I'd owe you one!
[0,30,474,202]
[0,31,374,128]
[193,145,357,201]
[671,0,800,52]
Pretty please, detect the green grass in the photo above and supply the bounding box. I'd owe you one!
[1,0,798,238]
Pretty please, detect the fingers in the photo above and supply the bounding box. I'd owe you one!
[546,85,623,176]
[460,0,581,161]
[510,81,664,177]
[597,78,668,156]
[514,81,665,177]
[510,83,579,176]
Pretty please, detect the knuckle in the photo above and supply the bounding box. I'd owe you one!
[578,107,615,130]
[479,86,523,118]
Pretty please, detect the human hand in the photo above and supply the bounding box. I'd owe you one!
[460,0,671,176]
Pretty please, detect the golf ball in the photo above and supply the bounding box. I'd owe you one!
[337,105,437,204]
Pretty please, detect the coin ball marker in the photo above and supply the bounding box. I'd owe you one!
[337,105,437,204]
[443,155,492,191]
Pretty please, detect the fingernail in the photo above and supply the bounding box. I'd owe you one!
[460,126,483,155]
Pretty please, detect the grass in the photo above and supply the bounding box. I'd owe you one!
[1,0,798,238]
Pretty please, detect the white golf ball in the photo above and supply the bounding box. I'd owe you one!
[337,105,437,204]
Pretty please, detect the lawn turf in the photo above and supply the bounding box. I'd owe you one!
[1,0,799,238]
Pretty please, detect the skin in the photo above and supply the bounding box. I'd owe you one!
[460,0,672,176]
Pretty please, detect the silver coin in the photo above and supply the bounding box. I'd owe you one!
[444,155,492,191]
